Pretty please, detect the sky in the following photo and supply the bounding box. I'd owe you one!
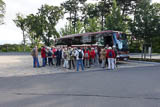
[0,0,159,45]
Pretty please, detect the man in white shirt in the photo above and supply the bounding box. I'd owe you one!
[75,47,84,72]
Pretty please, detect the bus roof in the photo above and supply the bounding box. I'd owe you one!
[57,30,122,40]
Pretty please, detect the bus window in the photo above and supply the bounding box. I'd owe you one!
[112,33,128,51]
[121,33,128,51]
[82,35,91,43]
[97,35,104,46]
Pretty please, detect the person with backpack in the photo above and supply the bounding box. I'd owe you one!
[47,47,53,66]
[106,47,116,70]
[31,46,40,68]
[75,47,84,72]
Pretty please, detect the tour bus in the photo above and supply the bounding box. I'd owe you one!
[55,30,129,61]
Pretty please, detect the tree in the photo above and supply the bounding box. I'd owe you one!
[60,23,73,36]
[61,0,79,33]
[130,0,160,58]
[131,0,160,42]
[60,20,84,36]
[37,4,64,46]
[97,0,112,30]
[105,0,128,32]
[25,14,42,46]
[85,17,101,32]
[116,0,140,16]
[81,3,99,32]
[13,14,27,52]
[0,0,5,25]
[15,5,64,47]
[61,0,87,33]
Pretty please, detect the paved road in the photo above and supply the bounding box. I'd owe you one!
[0,54,160,107]
[0,65,160,107]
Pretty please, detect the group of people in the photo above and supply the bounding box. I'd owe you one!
[31,45,117,72]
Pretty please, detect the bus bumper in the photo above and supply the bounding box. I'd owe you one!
[117,54,129,61]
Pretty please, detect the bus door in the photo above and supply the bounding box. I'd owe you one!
[104,34,113,47]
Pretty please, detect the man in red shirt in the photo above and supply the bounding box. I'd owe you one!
[52,46,57,66]
[41,46,46,67]
[106,47,116,70]
[84,48,90,68]
[90,48,95,65]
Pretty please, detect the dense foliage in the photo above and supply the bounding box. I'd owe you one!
[0,0,5,25]
[13,4,64,48]
[10,0,160,53]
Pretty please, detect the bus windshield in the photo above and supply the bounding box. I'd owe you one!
[113,32,128,51]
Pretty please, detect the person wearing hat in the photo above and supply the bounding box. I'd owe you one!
[106,46,116,70]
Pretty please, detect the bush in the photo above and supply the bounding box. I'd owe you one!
[0,44,32,52]
[129,43,141,53]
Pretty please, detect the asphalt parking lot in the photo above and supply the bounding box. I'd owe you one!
[0,53,160,107]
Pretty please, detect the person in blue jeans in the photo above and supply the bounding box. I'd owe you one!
[41,46,46,67]
[33,57,40,67]
[31,46,40,68]
[55,48,62,66]
[75,47,84,72]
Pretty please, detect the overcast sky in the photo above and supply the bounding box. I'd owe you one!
[0,0,159,45]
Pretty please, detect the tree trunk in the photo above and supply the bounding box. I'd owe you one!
[130,36,133,46]
[122,2,126,16]
[69,12,72,33]
[101,15,104,31]
[74,10,77,33]
[23,30,26,52]
[144,46,147,59]
[101,0,105,31]
[141,44,144,59]
[48,36,50,46]
[150,42,152,59]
